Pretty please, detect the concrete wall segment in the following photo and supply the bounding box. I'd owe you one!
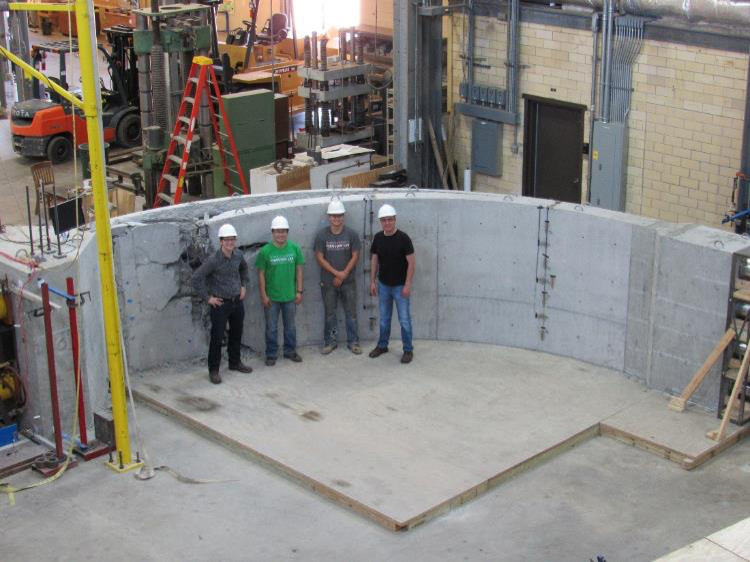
[3,189,747,433]
[105,191,750,409]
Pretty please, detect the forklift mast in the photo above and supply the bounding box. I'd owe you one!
[100,25,139,110]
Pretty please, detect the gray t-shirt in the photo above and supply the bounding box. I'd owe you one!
[314,225,361,286]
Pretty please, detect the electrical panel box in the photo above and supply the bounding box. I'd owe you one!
[471,119,502,177]
[589,120,627,211]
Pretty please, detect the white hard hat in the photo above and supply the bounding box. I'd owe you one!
[377,204,397,219]
[218,224,237,239]
[327,200,346,215]
[271,215,290,230]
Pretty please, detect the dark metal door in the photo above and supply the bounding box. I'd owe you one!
[522,96,585,203]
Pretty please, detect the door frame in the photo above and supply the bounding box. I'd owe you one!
[522,94,586,200]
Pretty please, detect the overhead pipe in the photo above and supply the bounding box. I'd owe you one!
[565,0,750,26]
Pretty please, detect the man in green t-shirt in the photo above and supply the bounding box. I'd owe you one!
[256,215,305,366]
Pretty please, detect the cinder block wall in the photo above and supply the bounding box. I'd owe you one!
[450,16,747,228]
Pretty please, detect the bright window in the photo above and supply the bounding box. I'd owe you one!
[293,0,360,35]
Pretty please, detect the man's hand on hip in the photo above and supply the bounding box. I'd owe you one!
[208,296,223,308]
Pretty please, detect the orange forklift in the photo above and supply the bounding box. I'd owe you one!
[11,26,141,163]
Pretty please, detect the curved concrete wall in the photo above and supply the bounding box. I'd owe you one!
[112,190,750,409]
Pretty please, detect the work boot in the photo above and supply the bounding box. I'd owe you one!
[228,362,253,373]
[349,343,362,355]
[285,352,303,363]
[321,343,337,355]
[401,351,413,364]
[369,347,388,358]
[209,370,222,384]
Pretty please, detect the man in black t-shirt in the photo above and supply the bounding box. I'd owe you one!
[369,204,416,364]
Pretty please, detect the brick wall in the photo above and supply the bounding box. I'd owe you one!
[450,15,747,227]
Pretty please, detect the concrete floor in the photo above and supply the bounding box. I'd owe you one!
[1,405,750,561]
[0,31,749,562]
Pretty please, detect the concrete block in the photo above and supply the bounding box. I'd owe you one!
[132,222,182,265]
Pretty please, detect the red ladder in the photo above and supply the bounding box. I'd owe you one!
[153,56,249,207]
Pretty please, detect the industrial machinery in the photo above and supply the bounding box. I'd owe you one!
[133,2,214,205]
[0,282,24,434]
[10,27,142,164]
[297,29,373,150]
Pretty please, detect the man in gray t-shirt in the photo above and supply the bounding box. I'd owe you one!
[314,200,362,354]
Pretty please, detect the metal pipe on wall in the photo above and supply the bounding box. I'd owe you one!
[600,0,614,122]
[507,0,520,151]
[587,13,600,202]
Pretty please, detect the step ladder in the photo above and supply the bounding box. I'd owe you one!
[153,56,248,207]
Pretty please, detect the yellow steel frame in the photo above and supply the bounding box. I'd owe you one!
[5,0,140,472]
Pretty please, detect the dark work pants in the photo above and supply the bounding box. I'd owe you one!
[208,298,245,371]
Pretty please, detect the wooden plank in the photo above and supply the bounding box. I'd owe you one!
[427,118,450,190]
[401,424,600,530]
[687,423,750,469]
[600,424,694,468]
[444,126,460,190]
[655,538,747,561]
[668,328,735,412]
[341,164,399,188]
[708,516,750,559]
[733,289,750,302]
[708,341,750,441]
[133,389,402,532]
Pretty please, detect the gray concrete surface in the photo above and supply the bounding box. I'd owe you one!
[1,187,746,446]
[2,404,750,561]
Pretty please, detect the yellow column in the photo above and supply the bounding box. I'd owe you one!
[74,0,140,472]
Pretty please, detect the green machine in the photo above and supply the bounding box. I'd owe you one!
[212,89,275,197]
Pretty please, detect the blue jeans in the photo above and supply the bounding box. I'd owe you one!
[377,281,413,352]
[321,282,359,347]
[264,300,296,359]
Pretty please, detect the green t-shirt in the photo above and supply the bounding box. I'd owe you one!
[255,241,305,302]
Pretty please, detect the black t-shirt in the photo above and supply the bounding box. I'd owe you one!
[370,230,414,286]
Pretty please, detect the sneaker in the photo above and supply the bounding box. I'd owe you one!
[265,358,276,366]
[401,351,413,364]
[285,352,303,363]
[369,347,388,358]
[321,344,337,355]
[228,362,253,373]
[209,370,222,384]
[349,343,362,355]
